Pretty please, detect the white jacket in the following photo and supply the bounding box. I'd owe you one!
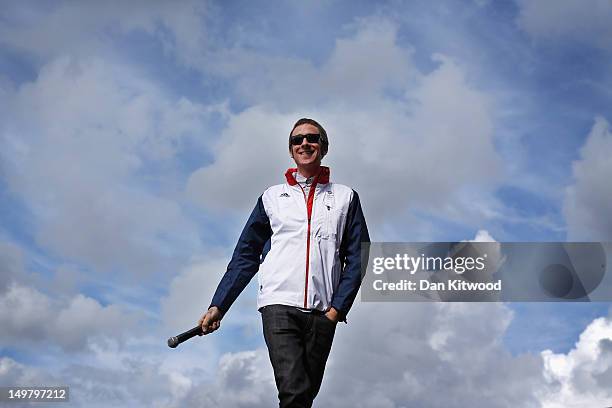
[210,166,369,322]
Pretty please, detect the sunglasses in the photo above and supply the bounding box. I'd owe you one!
[290,133,321,146]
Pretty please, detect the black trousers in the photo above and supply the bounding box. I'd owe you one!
[261,304,337,408]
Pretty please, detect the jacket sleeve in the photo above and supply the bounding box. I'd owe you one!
[209,195,272,314]
[331,190,370,322]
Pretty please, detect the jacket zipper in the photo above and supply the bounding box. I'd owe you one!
[297,177,319,308]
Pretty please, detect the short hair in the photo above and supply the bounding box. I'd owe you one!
[289,118,329,157]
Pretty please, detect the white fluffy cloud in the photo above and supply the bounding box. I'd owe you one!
[0,302,548,407]
[0,346,274,408]
[563,117,612,241]
[181,349,277,408]
[517,0,612,48]
[1,229,610,407]
[8,305,612,407]
[160,254,264,352]
[312,302,545,407]
[0,239,139,352]
[187,20,502,235]
[0,283,135,351]
[0,56,217,277]
[541,316,612,407]
[0,240,26,291]
[201,19,416,108]
[161,256,232,332]
[0,357,59,388]
[0,1,210,66]
[186,107,295,213]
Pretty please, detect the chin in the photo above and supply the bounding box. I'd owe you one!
[298,159,318,166]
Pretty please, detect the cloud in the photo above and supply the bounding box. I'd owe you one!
[202,19,416,108]
[0,357,60,389]
[6,301,612,408]
[0,239,138,352]
[312,301,546,407]
[540,315,612,407]
[187,20,502,235]
[161,256,231,332]
[0,302,548,407]
[0,239,149,356]
[0,56,220,277]
[563,117,612,240]
[516,0,612,49]
[0,345,274,408]
[160,254,264,352]
[0,352,185,408]
[181,349,277,408]
[0,1,210,66]
[186,294,612,408]
[0,239,85,297]
[0,227,603,407]
[4,9,510,240]
[0,240,26,291]
[0,283,136,351]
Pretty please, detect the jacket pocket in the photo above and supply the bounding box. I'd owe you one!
[320,191,341,242]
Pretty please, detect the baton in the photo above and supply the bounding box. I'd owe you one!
[167,325,203,348]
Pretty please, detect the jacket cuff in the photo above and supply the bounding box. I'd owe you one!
[330,304,348,323]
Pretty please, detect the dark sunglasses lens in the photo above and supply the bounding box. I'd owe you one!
[290,135,305,145]
[306,134,320,143]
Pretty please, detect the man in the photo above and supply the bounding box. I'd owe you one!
[199,118,369,407]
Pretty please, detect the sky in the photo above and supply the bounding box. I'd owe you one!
[1,0,612,406]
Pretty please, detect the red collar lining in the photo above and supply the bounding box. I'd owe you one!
[285,166,330,186]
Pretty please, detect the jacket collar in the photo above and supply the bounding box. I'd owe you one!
[285,166,330,186]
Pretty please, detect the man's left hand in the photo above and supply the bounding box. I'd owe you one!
[325,307,339,323]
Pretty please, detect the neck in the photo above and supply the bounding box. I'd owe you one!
[296,163,321,179]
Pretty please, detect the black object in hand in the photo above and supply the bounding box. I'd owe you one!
[167,325,203,348]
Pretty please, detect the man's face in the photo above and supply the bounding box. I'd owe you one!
[290,123,322,167]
